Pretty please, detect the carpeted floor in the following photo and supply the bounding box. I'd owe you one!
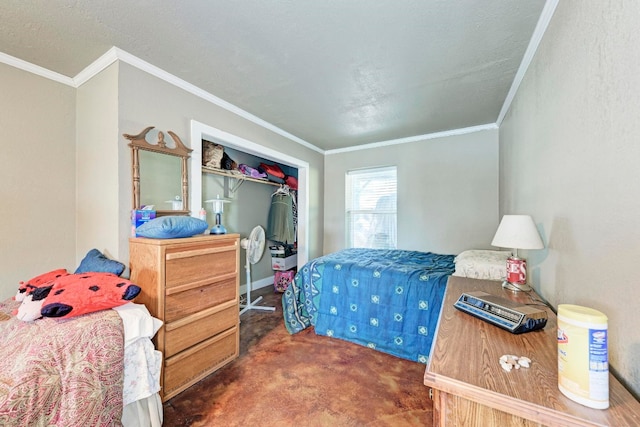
[163,287,433,426]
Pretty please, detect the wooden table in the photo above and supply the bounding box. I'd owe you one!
[424,276,640,426]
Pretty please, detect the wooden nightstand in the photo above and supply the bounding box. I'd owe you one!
[424,276,640,426]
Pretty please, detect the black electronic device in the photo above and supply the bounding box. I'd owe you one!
[454,291,547,334]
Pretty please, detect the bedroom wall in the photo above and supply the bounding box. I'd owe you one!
[116,63,325,279]
[0,57,323,298]
[499,1,640,397]
[324,129,499,256]
[0,63,77,300]
[76,63,121,266]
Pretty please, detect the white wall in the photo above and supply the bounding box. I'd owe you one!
[76,63,121,265]
[499,1,640,397]
[0,64,76,300]
[324,129,499,255]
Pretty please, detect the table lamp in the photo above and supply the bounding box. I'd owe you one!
[491,215,544,292]
[205,195,231,235]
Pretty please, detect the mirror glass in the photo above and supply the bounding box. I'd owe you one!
[139,150,182,210]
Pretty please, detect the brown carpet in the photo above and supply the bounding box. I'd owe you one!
[163,289,433,426]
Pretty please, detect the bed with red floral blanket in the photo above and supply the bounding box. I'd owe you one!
[0,298,125,426]
[0,300,124,426]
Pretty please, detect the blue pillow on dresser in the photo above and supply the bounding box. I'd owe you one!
[135,215,208,239]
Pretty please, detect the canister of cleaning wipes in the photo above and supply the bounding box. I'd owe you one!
[557,304,609,409]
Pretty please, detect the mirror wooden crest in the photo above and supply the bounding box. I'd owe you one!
[124,126,192,217]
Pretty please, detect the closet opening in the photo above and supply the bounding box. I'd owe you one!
[189,119,309,293]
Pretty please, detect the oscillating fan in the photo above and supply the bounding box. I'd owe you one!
[239,225,275,314]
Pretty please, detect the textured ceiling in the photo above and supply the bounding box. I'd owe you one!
[0,0,547,151]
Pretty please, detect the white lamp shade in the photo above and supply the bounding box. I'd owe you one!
[205,197,231,213]
[491,215,544,250]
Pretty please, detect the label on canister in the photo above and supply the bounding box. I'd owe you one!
[557,304,609,409]
[506,257,526,285]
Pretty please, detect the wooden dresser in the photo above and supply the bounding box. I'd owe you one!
[424,276,640,426]
[129,234,240,401]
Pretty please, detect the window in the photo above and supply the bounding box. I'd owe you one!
[346,166,397,249]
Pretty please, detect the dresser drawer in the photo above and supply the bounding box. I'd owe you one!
[163,327,239,400]
[164,276,236,323]
[165,243,237,289]
[164,302,238,357]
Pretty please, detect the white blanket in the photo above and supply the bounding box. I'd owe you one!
[453,249,511,281]
[113,303,163,406]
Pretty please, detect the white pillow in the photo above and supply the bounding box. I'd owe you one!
[453,250,511,281]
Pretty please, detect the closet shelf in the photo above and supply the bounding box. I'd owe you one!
[202,166,280,194]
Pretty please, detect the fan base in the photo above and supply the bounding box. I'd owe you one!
[240,295,276,315]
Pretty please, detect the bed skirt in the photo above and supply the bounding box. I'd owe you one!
[122,393,163,427]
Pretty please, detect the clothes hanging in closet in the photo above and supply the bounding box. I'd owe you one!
[267,190,295,244]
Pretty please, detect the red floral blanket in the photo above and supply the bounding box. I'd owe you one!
[0,298,124,426]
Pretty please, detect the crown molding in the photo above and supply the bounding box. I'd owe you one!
[0,51,75,86]
[3,13,552,157]
[0,45,324,154]
[497,0,559,125]
[325,123,499,155]
[72,47,119,87]
[80,47,325,154]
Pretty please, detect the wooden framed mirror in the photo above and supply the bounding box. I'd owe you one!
[124,126,192,217]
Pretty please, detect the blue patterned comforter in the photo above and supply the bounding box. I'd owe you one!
[282,248,455,363]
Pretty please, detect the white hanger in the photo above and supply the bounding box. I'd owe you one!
[272,184,290,197]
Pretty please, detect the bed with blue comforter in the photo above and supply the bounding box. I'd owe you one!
[282,248,455,363]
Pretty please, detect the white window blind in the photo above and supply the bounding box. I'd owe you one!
[345,166,397,249]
